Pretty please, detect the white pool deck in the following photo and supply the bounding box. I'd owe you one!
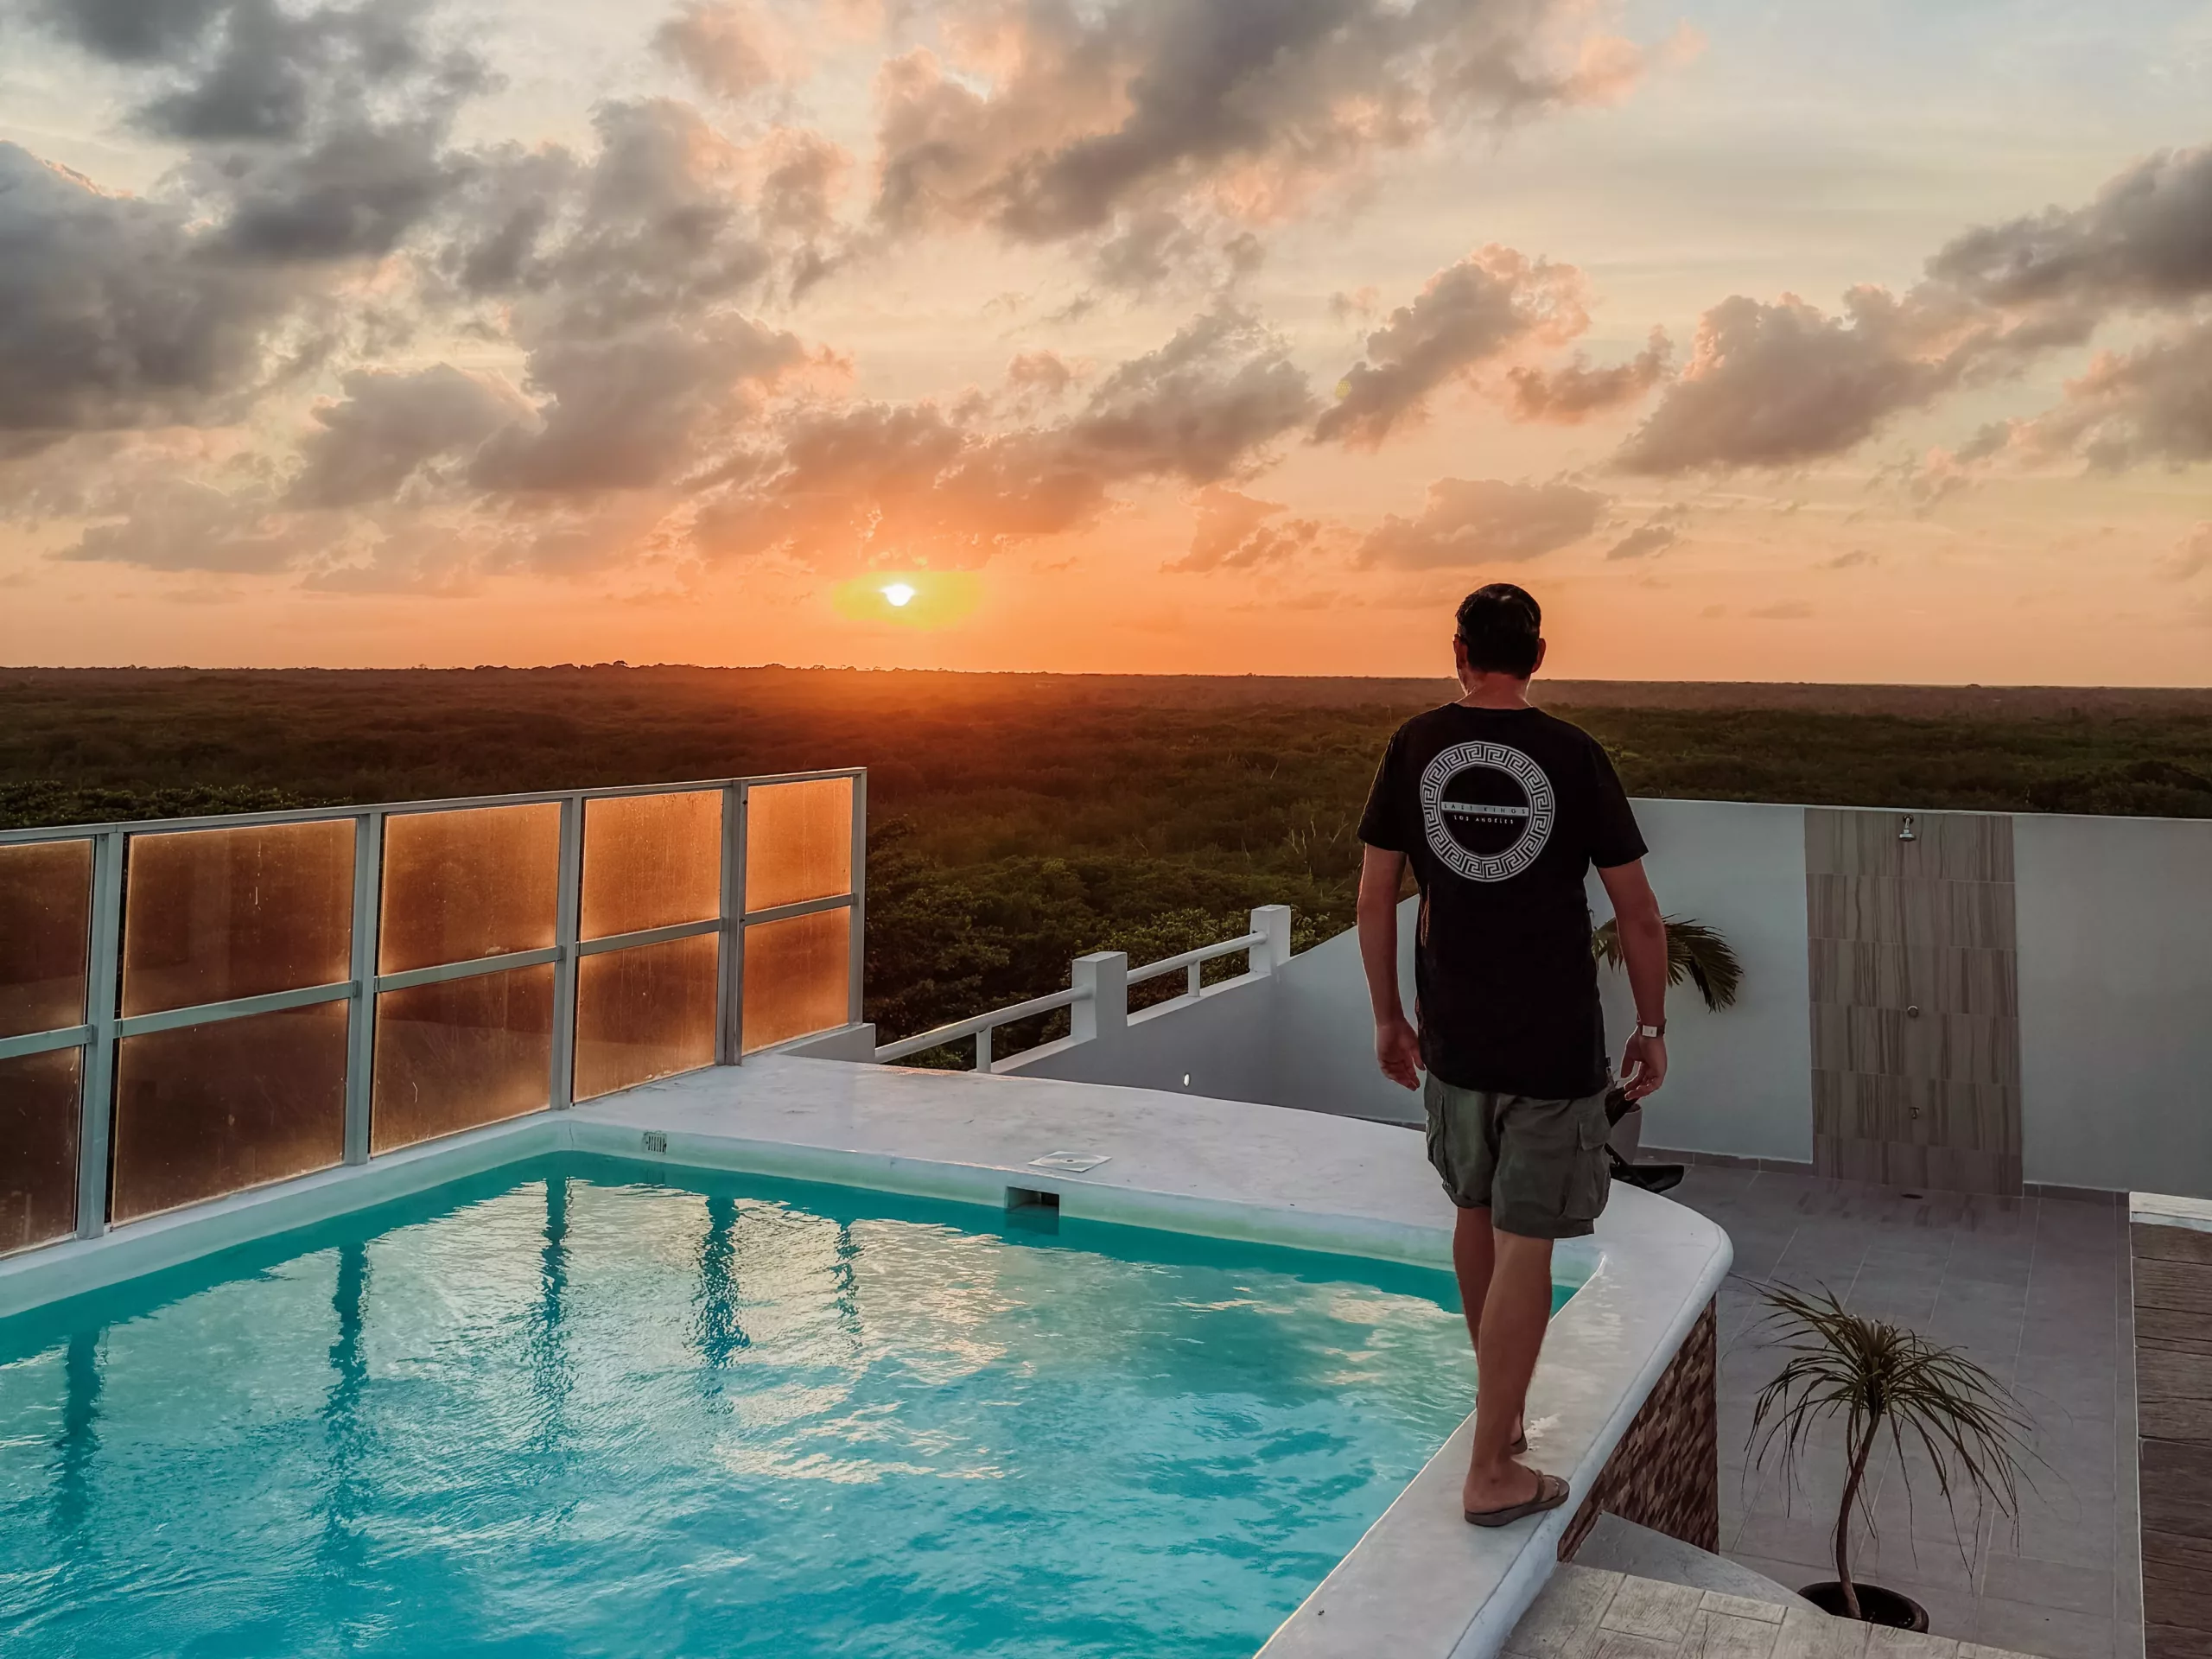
[0,1053,1732,1659]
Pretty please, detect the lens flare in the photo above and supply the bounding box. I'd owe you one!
[881,582,916,607]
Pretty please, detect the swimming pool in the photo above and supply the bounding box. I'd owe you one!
[0,1155,1571,1659]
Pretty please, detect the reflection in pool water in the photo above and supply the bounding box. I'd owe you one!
[0,1158,1569,1659]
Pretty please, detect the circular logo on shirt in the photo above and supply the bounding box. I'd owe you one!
[1420,741,1556,882]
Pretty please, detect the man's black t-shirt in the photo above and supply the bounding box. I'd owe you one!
[1357,703,1647,1099]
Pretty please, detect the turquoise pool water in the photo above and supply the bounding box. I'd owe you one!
[0,1159,1561,1658]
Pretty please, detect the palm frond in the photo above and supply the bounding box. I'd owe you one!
[1592,915,1745,1012]
[1745,1283,2035,1606]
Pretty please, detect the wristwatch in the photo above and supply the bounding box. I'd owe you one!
[1635,1022,1666,1039]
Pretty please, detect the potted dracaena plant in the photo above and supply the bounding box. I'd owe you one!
[1746,1284,2033,1630]
[1592,915,1743,1171]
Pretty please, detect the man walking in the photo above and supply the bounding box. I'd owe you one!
[1356,583,1670,1527]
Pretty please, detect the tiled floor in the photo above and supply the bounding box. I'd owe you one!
[1506,1563,2043,1659]
[1649,1164,2141,1659]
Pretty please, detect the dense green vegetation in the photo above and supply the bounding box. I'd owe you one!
[4,667,2209,1046]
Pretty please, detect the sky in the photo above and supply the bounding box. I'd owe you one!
[2,0,2210,682]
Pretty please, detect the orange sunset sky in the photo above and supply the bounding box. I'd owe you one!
[3,0,2209,682]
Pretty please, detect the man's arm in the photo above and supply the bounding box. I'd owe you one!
[1597,858,1669,1102]
[1358,845,1421,1090]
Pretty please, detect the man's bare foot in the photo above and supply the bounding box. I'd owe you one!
[1463,1458,1543,1515]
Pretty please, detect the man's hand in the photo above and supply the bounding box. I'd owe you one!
[1376,1012,1422,1090]
[1620,1032,1667,1103]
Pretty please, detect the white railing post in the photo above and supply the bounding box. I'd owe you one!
[976,1026,994,1075]
[550,794,583,1109]
[343,810,384,1166]
[1070,951,1128,1043]
[1249,905,1294,976]
[716,782,746,1066]
[74,829,124,1241]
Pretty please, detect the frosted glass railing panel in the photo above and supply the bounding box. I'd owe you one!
[573,935,718,1100]
[379,804,560,975]
[742,907,850,1054]
[372,964,556,1153]
[580,791,721,940]
[745,777,853,912]
[121,821,353,1016]
[0,839,92,1038]
[0,767,863,1253]
[111,1001,349,1222]
[0,1048,80,1255]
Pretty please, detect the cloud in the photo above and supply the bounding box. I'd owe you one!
[1926,144,2212,315]
[754,126,851,239]
[696,400,1103,567]
[1604,521,1676,561]
[34,0,480,145]
[0,144,302,447]
[869,0,1673,270]
[2166,524,2212,582]
[1614,143,2212,477]
[54,477,325,571]
[2013,320,2212,471]
[1615,289,1978,474]
[475,315,810,492]
[1166,484,1325,571]
[1314,246,1590,446]
[288,365,532,508]
[1062,306,1311,480]
[1357,477,1606,568]
[33,0,487,259]
[654,0,793,100]
[434,100,828,492]
[1006,350,1076,397]
[1749,599,1812,620]
[1506,328,1670,423]
[2,0,495,455]
[201,114,474,262]
[698,306,1310,569]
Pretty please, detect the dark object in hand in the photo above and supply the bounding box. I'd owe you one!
[1603,1084,1684,1194]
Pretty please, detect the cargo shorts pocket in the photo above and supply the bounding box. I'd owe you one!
[1561,1095,1612,1222]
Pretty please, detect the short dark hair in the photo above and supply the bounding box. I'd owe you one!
[1455,583,1542,677]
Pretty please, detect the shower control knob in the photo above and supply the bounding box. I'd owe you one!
[1905,1004,1922,1019]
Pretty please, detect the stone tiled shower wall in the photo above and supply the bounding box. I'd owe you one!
[1561,1299,1719,1560]
[2133,1222,2212,1659]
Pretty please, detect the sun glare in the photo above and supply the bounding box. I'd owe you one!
[832,570,982,630]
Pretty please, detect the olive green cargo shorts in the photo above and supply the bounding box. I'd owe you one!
[1421,1075,1612,1240]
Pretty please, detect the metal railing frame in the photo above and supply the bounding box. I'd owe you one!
[0,769,866,1249]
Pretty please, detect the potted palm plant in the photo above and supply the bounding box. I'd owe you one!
[1747,1285,2032,1629]
[1592,915,1743,1165]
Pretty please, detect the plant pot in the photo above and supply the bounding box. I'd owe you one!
[1796,1582,1930,1631]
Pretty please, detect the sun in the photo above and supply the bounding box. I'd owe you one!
[833,570,979,627]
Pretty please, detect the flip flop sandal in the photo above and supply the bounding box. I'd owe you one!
[1464,1470,1570,1529]
[1510,1430,1528,1456]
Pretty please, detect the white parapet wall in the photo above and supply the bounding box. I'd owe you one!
[1588,798,1815,1166]
[986,798,2212,1199]
[2016,811,2212,1195]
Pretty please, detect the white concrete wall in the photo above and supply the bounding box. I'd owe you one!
[1589,799,1815,1165]
[1003,973,1283,1103]
[1268,893,1425,1125]
[2016,812,2212,1197]
[949,798,2212,1195]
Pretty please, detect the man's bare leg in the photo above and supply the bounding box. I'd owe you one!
[1452,1205,1525,1449]
[1464,1226,1555,1513]
[1451,1203,1495,1345]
